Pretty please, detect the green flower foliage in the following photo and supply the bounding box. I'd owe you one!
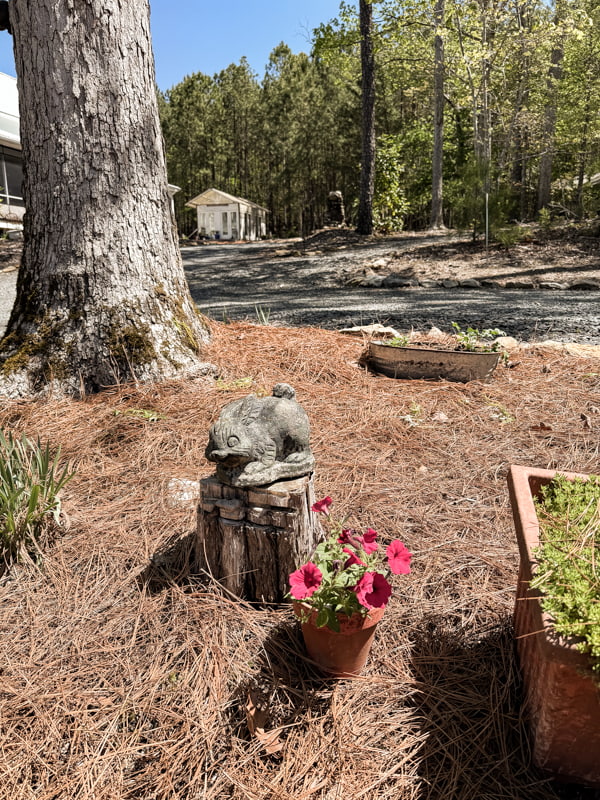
[289,496,412,632]
[0,430,74,569]
[531,474,600,677]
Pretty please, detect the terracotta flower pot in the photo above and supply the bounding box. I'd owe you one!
[507,465,600,788]
[293,601,384,678]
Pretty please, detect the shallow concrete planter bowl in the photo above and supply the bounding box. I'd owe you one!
[366,341,500,382]
[507,465,600,788]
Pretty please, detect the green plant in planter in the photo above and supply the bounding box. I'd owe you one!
[451,322,505,352]
[386,334,410,348]
[385,326,505,352]
[531,474,600,676]
[0,430,74,568]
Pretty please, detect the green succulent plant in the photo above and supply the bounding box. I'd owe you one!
[531,474,600,678]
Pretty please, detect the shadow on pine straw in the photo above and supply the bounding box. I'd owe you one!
[409,615,588,800]
[231,620,336,746]
[137,529,198,593]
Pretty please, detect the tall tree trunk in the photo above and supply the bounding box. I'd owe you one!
[430,0,445,230]
[575,60,593,218]
[576,102,591,219]
[479,2,493,245]
[509,2,532,222]
[536,47,563,211]
[356,0,376,236]
[0,0,210,398]
[537,7,565,213]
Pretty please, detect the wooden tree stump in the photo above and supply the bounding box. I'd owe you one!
[196,474,322,603]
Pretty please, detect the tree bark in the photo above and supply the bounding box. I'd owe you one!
[536,44,563,212]
[575,100,591,219]
[356,0,376,236]
[537,8,565,214]
[430,0,445,230]
[0,0,210,397]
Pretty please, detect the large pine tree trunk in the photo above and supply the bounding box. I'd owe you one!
[0,0,210,397]
[356,0,376,236]
[430,0,445,230]
[536,50,563,212]
[537,20,564,213]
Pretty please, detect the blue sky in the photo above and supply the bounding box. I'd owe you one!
[0,0,347,91]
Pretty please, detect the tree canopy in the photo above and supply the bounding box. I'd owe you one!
[161,0,600,236]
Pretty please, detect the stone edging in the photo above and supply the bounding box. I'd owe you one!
[347,271,600,291]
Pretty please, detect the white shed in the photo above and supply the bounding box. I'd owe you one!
[185,188,268,241]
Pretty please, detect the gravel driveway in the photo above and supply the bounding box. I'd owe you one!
[182,240,600,344]
[1,236,599,344]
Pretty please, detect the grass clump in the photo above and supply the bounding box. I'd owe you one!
[492,225,530,248]
[532,474,600,677]
[0,430,74,569]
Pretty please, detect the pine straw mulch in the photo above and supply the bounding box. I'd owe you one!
[1,321,599,800]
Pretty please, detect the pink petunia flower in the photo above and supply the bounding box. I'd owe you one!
[386,540,412,575]
[355,571,392,609]
[362,527,379,554]
[343,547,366,568]
[289,562,323,599]
[337,528,355,545]
[311,497,332,516]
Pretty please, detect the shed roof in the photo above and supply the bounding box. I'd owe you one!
[185,188,269,213]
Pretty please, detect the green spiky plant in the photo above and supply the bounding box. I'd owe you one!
[0,430,74,570]
[531,474,600,678]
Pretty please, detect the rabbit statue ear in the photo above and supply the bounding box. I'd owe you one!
[238,395,261,426]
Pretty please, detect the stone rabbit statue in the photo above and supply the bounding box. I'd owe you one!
[205,383,315,487]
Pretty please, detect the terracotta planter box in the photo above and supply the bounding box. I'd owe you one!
[366,341,500,382]
[507,465,600,787]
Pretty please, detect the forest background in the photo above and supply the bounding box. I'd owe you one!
[159,0,600,240]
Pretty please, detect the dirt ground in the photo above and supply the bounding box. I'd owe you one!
[301,225,600,287]
[381,235,600,286]
[4,223,600,287]
[175,225,600,339]
[0,320,599,800]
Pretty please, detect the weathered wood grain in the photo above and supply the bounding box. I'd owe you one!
[196,474,321,602]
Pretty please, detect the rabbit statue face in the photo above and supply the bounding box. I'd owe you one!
[206,421,257,467]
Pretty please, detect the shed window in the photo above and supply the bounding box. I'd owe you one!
[222,212,228,234]
[0,146,23,207]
